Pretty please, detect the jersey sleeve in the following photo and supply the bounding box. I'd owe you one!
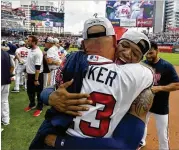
[34,51,43,66]
[15,48,20,55]
[118,63,154,100]
[47,48,55,58]
[40,86,55,105]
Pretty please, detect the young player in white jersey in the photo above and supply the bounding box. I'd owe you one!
[54,38,67,60]
[44,37,61,86]
[11,41,29,92]
[115,1,131,19]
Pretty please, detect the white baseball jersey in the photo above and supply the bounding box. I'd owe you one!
[115,5,131,19]
[67,55,153,138]
[15,47,29,63]
[47,45,61,70]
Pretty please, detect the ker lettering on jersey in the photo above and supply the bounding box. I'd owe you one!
[87,66,117,87]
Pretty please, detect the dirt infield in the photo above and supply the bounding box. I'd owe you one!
[143,66,179,150]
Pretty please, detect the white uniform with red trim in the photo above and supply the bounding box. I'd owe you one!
[115,5,131,19]
[67,55,153,138]
[47,45,61,86]
[14,47,29,91]
[15,47,29,71]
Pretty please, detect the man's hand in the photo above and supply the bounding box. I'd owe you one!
[44,134,57,147]
[49,79,93,116]
[151,86,162,94]
[34,80,40,86]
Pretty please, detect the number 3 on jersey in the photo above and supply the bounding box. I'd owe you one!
[79,92,116,137]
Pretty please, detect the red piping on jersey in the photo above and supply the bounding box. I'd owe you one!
[88,62,114,65]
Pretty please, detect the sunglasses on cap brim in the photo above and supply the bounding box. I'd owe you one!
[87,31,107,39]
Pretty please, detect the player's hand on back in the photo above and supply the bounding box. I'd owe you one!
[49,79,93,116]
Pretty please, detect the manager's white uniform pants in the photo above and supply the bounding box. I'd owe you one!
[50,70,57,86]
[1,84,10,124]
[14,64,27,90]
[43,73,49,88]
[141,112,169,150]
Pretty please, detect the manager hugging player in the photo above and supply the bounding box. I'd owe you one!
[30,17,179,150]
[30,17,154,150]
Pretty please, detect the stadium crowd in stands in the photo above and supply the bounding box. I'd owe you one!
[2,32,179,48]
[148,32,179,44]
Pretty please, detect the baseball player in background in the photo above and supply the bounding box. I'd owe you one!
[43,37,61,86]
[11,41,29,92]
[54,38,67,60]
[114,0,131,19]
[76,38,84,51]
[138,41,179,149]
[30,17,154,149]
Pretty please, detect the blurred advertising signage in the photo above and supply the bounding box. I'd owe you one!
[120,19,136,27]
[31,10,64,24]
[31,20,43,27]
[168,27,179,32]
[173,48,179,53]
[173,45,179,53]
[42,21,53,27]
[110,19,120,27]
[53,22,64,27]
[158,46,173,53]
[136,18,153,27]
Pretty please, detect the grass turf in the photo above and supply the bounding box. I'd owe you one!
[158,53,179,65]
[1,84,49,150]
[1,52,178,150]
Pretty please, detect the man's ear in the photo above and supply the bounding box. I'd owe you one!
[82,40,86,52]
[156,49,159,54]
[113,35,117,50]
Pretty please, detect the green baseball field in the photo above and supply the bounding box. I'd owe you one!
[1,52,179,150]
[158,53,179,65]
